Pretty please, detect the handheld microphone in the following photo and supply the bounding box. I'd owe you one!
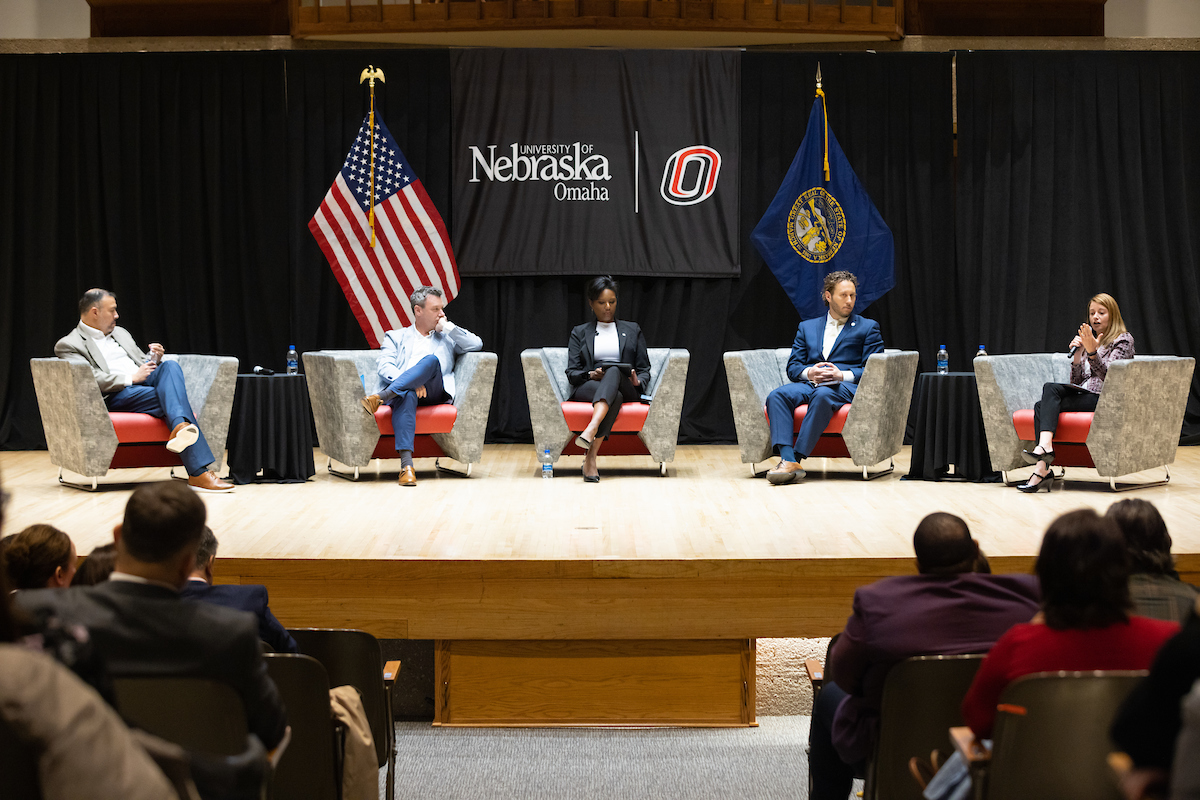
[1068,325,1096,357]
[253,366,275,375]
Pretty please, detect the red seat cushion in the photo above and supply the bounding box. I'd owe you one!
[374,404,458,435]
[561,401,649,432]
[110,412,173,443]
[1012,410,1094,443]
[759,404,851,434]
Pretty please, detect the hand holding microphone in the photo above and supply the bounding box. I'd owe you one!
[1069,324,1098,359]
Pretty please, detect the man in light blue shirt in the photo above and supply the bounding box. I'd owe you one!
[361,286,483,486]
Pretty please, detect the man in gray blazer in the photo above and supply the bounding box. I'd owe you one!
[55,288,232,492]
[17,481,289,751]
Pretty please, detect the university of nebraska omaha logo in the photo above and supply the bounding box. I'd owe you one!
[660,146,722,206]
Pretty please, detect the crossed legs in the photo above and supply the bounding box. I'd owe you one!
[764,382,856,484]
[570,368,640,481]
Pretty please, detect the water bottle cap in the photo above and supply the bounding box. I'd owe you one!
[940,344,946,348]
[979,345,986,349]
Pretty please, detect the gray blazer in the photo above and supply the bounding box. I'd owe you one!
[17,580,288,749]
[54,325,148,395]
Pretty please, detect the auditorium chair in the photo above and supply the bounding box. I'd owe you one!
[974,353,1194,490]
[303,349,497,479]
[723,349,919,478]
[263,653,342,800]
[29,355,238,491]
[951,670,1145,800]
[520,346,690,475]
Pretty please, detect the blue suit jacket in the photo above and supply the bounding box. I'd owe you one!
[785,314,885,384]
[180,581,299,654]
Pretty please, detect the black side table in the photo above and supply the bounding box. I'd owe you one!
[225,373,316,484]
[906,371,1000,482]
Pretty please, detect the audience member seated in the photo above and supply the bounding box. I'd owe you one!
[3,524,77,590]
[181,526,299,654]
[1107,498,1197,623]
[809,512,1041,800]
[1111,598,1200,800]
[17,481,289,750]
[962,508,1179,738]
[72,543,118,587]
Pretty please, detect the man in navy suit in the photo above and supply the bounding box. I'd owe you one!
[180,527,299,654]
[766,271,885,484]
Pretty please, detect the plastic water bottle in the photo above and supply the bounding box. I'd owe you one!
[286,345,298,375]
[937,345,949,375]
[540,449,554,479]
[976,345,988,358]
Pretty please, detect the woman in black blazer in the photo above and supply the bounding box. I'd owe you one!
[566,276,652,483]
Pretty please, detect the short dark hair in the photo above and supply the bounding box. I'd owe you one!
[913,512,983,576]
[1036,509,1131,630]
[78,288,114,317]
[822,271,858,307]
[1106,499,1176,577]
[586,276,618,304]
[195,526,219,567]
[121,482,206,564]
[3,524,74,590]
[409,286,443,310]
[72,543,117,587]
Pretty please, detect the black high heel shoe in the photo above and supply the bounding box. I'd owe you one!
[1021,448,1056,467]
[1017,471,1053,493]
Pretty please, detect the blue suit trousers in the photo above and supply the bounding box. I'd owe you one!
[765,381,858,460]
[104,360,215,476]
[381,355,450,453]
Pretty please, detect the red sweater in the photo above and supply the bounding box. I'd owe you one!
[962,616,1179,737]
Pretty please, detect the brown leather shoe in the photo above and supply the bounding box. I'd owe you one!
[361,395,382,415]
[166,422,200,454]
[187,470,235,493]
[766,460,806,485]
[398,466,417,487]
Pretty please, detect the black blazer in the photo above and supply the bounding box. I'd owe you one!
[181,580,300,654]
[17,580,288,749]
[566,319,652,389]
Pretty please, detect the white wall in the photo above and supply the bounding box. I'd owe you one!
[0,0,89,38]
[1106,0,1200,36]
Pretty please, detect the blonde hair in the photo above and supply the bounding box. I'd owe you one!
[1090,293,1127,347]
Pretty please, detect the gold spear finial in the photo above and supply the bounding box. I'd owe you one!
[358,66,386,248]
[816,62,822,91]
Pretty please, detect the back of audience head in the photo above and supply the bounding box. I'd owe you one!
[913,512,990,576]
[72,543,118,587]
[192,526,219,583]
[1037,508,1131,630]
[116,481,206,588]
[1105,498,1176,578]
[4,524,76,589]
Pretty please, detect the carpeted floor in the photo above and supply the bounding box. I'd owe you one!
[379,716,846,799]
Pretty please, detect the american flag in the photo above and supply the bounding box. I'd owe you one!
[309,116,460,347]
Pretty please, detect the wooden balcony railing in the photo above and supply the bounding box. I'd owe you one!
[290,0,903,39]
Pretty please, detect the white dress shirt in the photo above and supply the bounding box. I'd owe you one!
[802,313,856,385]
[78,321,140,384]
[593,321,621,362]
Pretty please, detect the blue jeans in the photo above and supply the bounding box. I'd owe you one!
[104,359,215,476]
[380,355,450,453]
[766,381,857,459]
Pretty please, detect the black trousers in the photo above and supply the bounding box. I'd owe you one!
[1034,382,1100,438]
[570,367,641,438]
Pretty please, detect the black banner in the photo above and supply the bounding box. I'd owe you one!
[451,49,740,277]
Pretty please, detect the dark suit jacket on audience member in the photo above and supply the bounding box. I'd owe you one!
[17,580,288,749]
[181,580,299,654]
[827,572,1041,764]
[566,320,652,389]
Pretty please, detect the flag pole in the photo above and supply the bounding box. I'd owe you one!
[815,63,830,182]
[359,65,386,248]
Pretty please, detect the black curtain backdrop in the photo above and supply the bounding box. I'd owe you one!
[956,52,1200,440]
[5,48,1196,450]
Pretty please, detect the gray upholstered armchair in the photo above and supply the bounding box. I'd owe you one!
[723,349,920,478]
[974,353,1195,489]
[520,347,689,475]
[30,355,238,490]
[303,349,497,479]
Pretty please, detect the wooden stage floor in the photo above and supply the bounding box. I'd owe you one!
[3,444,1199,641]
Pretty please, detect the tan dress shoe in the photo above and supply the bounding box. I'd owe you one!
[187,470,235,493]
[766,460,806,485]
[166,422,200,454]
[398,466,417,487]
[361,395,382,415]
